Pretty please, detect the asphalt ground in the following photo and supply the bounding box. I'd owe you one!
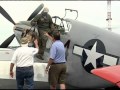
[0,79,107,89]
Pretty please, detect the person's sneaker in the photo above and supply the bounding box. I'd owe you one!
[36,54,44,60]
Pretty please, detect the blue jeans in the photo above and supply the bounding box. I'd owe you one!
[16,66,34,89]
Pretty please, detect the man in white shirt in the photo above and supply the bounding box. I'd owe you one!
[10,37,38,89]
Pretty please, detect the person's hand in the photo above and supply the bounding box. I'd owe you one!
[44,32,49,37]
[45,67,49,74]
[45,69,49,74]
[10,71,14,78]
[44,32,53,41]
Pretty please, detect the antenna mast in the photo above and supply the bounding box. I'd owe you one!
[106,0,112,31]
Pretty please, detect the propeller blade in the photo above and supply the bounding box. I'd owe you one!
[0,6,15,25]
[27,3,44,21]
[0,34,15,48]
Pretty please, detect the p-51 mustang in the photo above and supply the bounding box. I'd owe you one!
[0,3,120,89]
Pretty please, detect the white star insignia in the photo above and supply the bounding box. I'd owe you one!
[84,42,103,68]
[73,41,118,68]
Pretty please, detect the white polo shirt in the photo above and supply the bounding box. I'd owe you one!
[11,46,38,67]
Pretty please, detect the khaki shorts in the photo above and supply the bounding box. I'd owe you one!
[48,63,66,85]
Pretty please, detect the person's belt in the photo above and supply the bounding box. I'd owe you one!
[52,62,66,64]
[16,66,33,69]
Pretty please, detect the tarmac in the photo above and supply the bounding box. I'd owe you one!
[0,79,106,89]
[0,79,78,89]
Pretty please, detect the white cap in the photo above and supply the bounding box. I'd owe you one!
[43,7,49,13]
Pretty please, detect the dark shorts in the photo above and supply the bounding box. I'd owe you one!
[48,63,66,85]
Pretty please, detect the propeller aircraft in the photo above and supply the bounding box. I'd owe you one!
[0,3,120,89]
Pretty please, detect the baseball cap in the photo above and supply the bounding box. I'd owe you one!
[21,37,28,44]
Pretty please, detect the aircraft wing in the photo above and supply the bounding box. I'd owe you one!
[91,65,120,88]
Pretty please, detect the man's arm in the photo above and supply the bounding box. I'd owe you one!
[45,58,53,72]
[31,14,40,26]
[50,23,55,30]
[34,39,39,49]
[10,49,17,78]
[48,14,54,30]
[44,32,53,41]
[10,63,14,78]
